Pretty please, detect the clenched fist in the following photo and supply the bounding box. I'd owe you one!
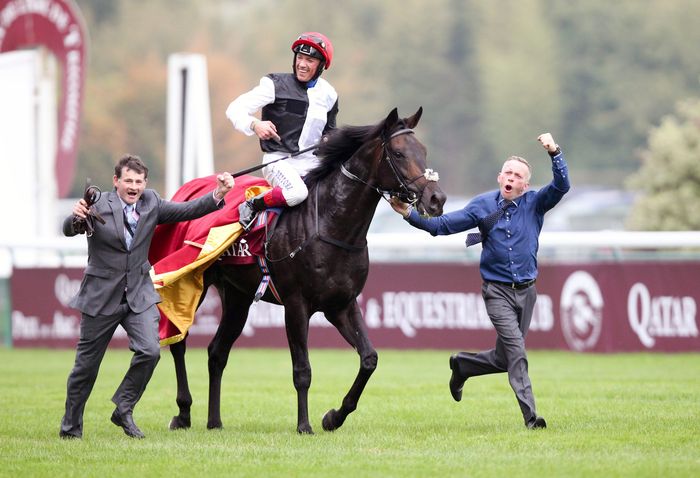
[537,133,558,153]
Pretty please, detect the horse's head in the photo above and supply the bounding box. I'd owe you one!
[309,107,446,217]
[377,107,446,217]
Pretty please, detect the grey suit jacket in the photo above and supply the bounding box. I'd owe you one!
[64,189,221,317]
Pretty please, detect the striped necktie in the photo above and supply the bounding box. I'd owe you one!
[466,200,513,247]
[123,204,138,249]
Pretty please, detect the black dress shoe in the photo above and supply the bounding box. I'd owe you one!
[59,431,81,440]
[527,416,547,429]
[449,354,467,402]
[238,201,256,231]
[111,409,145,438]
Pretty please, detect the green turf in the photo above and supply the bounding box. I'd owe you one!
[0,348,698,477]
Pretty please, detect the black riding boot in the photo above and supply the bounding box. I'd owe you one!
[238,192,268,231]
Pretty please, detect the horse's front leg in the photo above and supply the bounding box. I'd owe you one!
[169,338,192,430]
[206,287,252,429]
[283,298,314,434]
[322,300,378,432]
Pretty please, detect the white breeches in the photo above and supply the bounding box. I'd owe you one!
[262,159,309,206]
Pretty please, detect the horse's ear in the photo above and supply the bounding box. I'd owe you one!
[383,108,399,132]
[380,108,400,140]
[405,106,423,129]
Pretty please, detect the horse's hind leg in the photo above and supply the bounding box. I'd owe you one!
[169,338,192,429]
[206,286,252,430]
[322,300,378,432]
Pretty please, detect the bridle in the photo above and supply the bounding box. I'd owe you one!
[264,127,441,261]
[340,128,439,206]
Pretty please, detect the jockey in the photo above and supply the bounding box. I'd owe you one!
[226,32,339,230]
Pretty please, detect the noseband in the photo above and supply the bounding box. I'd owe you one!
[340,128,439,206]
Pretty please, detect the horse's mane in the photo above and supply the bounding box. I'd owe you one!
[304,122,383,186]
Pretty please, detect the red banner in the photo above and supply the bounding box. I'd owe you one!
[9,262,700,352]
[0,0,87,197]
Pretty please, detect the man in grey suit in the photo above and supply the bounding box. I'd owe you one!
[59,154,234,439]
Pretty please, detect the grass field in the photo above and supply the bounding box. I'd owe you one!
[0,347,698,477]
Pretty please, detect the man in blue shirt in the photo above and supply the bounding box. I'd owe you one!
[390,133,569,429]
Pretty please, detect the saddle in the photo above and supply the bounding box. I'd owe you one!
[218,207,280,265]
[219,208,283,303]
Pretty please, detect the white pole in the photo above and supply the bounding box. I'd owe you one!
[37,51,58,238]
[166,53,214,199]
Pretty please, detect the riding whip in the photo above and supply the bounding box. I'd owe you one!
[231,140,324,178]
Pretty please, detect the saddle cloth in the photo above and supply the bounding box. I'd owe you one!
[149,174,270,346]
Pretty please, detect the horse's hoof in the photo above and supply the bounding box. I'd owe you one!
[207,419,223,430]
[297,424,314,435]
[169,416,191,430]
[322,409,344,432]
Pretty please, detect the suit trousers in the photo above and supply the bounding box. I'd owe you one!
[452,281,538,425]
[60,301,161,437]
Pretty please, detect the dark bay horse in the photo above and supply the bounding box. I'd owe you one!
[168,107,446,434]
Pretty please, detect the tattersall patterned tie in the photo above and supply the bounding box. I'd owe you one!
[466,200,513,247]
[123,204,138,249]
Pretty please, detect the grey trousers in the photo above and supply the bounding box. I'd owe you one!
[60,302,161,437]
[452,281,538,425]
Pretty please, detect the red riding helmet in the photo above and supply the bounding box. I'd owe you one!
[291,32,333,70]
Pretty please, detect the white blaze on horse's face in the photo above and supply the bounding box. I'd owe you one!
[295,53,321,82]
[114,167,147,205]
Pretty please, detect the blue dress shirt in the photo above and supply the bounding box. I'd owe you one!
[406,151,570,283]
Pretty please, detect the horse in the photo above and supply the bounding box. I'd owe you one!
[167,107,446,434]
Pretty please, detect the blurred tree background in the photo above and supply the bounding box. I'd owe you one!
[72,0,700,229]
[626,97,700,230]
